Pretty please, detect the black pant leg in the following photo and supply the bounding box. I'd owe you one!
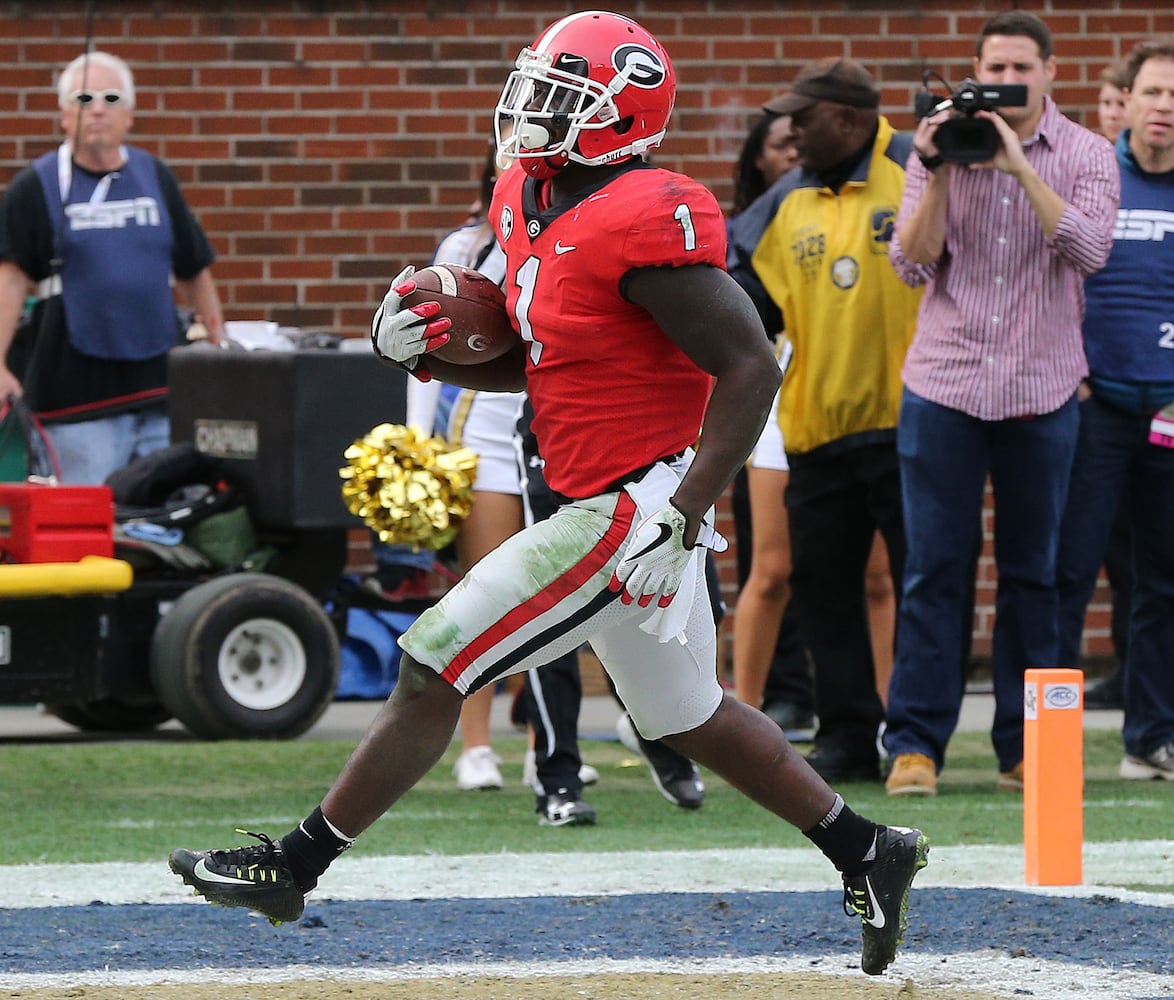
[785,449,886,751]
[525,655,584,795]
[1103,499,1133,665]
[516,396,587,796]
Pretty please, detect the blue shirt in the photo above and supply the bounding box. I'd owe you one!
[1083,131,1174,389]
[34,146,179,361]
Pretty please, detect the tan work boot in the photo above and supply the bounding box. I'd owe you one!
[997,760,1024,792]
[885,752,938,796]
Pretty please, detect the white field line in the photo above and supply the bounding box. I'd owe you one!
[2,841,1171,910]
[0,954,1171,1000]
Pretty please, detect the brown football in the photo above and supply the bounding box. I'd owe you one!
[399,263,518,365]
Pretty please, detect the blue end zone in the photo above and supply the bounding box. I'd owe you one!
[2,889,1169,976]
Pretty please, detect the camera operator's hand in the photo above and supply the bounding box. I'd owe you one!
[971,110,1030,176]
[913,111,949,172]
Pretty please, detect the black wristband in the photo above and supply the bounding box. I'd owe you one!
[917,150,945,171]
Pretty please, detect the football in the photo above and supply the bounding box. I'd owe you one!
[400,263,518,365]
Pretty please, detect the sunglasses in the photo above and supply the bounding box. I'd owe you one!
[69,89,125,107]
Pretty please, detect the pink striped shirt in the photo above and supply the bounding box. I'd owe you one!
[890,97,1119,420]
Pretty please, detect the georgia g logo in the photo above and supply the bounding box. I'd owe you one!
[612,44,666,89]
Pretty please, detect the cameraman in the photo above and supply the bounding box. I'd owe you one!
[882,11,1119,796]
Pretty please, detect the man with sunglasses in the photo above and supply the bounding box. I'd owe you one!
[0,50,223,483]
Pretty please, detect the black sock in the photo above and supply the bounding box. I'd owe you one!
[279,805,354,892]
[802,794,880,877]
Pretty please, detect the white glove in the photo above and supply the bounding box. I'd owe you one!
[609,502,728,608]
[370,265,452,373]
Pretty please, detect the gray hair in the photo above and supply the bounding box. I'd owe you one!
[57,51,136,109]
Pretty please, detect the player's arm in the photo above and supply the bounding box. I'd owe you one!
[0,260,30,399]
[423,340,528,392]
[625,262,780,545]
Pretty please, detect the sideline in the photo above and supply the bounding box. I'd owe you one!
[2,842,1171,909]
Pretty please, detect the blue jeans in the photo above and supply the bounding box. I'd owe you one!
[1057,394,1174,756]
[885,389,1078,773]
[46,405,169,485]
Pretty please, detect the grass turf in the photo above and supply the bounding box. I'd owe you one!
[4,727,1171,876]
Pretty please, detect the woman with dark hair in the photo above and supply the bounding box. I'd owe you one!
[728,112,810,727]
[731,113,798,216]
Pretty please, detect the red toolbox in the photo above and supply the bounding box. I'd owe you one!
[0,483,114,563]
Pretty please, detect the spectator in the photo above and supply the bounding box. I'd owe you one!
[1097,61,1131,144]
[420,145,525,795]
[728,58,921,782]
[0,50,223,484]
[731,112,800,214]
[1082,56,1136,712]
[1056,38,1174,781]
[883,11,1119,796]
[398,139,597,817]
[725,113,814,735]
[170,12,928,978]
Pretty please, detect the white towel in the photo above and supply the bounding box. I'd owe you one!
[621,455,709,646]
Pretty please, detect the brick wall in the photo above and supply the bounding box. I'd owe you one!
[5,0,1166,674]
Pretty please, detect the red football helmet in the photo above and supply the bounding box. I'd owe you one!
[494,10,676,179]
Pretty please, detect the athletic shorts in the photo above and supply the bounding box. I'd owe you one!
[749,386,788,472]
[398,453,724,739]
[435,385,524,495]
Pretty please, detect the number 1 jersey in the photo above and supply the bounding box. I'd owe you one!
[490,161,725,499]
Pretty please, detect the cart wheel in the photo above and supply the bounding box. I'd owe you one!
[47,700,171,732]
[150,573,339,740]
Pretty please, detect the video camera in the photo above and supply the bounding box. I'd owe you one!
[913,74,1028,164]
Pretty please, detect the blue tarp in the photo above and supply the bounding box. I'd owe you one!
[335,606,418,700]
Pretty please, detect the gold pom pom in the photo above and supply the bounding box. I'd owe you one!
[340,423,478,551]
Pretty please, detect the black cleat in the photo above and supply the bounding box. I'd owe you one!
[168,830,307,926]
[537,791,597,827]
[842,825,929,975]
[616,712,704,809]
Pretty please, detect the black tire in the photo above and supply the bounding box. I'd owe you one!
[47,700,171,732]
[149,573,339,740]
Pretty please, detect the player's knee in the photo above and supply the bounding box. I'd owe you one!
[393,655,453,702]
[624,677,722,741]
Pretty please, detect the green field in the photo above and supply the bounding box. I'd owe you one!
[4,727,1170,888]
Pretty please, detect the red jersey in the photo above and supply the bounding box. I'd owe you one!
[490,162,724,498]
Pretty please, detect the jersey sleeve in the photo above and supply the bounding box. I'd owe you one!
[619,173,727,273]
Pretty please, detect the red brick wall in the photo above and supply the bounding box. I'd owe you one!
[5,0,1165,672]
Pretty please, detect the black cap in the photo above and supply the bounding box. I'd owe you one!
[763,57,880,115]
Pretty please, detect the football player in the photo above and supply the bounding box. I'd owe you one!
[170,11,927,977]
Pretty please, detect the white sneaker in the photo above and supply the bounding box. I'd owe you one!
[453,745,503,790]
[1120,742,1174,781]
[522,749,600,791]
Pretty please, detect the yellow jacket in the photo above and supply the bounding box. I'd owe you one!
[742,118,922,457]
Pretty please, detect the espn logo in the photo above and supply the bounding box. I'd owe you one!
[1113,209,1174,242]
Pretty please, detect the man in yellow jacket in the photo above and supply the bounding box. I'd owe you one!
[728,58,922,781]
